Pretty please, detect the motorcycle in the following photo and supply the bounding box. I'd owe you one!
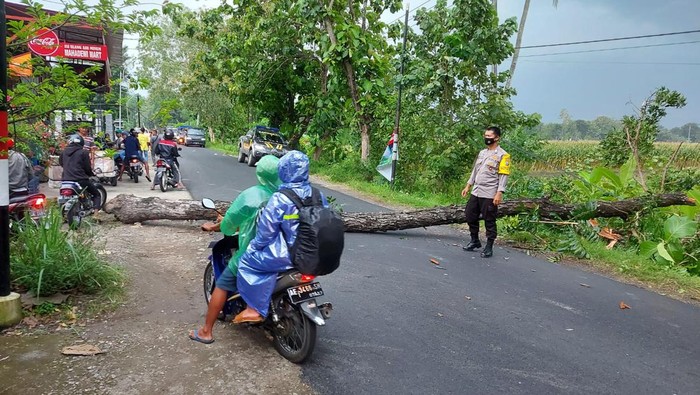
[9,192,47,230]
[154,158,177,192]
[201,198,332,364]
[123,154,143,183]
[94,151,118,186]
[58,179,107,228]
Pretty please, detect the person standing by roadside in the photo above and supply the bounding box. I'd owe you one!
[7,139,33,199]
[461,126,510,258]
[136,128,151,179]
[78,125,96,165]
[150,129,160,166]
[138,128,151,166]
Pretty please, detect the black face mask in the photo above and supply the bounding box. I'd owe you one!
[484,137,496,146]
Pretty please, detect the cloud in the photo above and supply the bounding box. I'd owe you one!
[500,0,700,126]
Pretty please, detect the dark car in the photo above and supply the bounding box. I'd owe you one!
[238,126,288,166]
[185,128,206,147]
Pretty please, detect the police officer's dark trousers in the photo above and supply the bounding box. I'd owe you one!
[465,195,497,240]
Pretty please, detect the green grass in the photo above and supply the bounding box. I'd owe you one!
[209,141,240,156]
[10,208,126,298]
[580,239,700,300]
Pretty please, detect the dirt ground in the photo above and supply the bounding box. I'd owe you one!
[0,219,313,395]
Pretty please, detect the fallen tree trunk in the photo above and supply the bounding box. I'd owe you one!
[103,193,695,233]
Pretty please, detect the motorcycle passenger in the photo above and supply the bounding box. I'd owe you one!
[59,135,102,211]
[151,130,182,190]
[189,155,282,344]
[119,129,151,182]
[234,150,328,324]
[7,138,34,200]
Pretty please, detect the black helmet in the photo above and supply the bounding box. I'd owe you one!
[69,134,84,146]
[164,130,175,140]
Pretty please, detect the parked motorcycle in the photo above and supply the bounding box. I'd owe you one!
[154,158,177,192]
[9,192,47,229]
[94,151,118,186]
[201,198,332,364]
[58,179,107,228]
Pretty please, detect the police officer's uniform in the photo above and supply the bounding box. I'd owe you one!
[465,146,510,246]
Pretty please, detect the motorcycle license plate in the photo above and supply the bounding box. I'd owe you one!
[130,162,140,167]
[287,283,323,304]
[30,207,45,219]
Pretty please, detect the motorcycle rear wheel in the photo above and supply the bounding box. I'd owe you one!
[160,171,168,192]
[272,302,317,364]
[65,203,82,229]
[96,185,107,208]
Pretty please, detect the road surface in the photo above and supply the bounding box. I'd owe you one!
[179,146,700,394]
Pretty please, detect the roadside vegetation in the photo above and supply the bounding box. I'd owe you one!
[184,2,698,299]
[3,1,158,327]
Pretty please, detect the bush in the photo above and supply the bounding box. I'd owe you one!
[10,208,125,297]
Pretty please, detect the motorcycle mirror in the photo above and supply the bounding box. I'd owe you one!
[201,198,216,210]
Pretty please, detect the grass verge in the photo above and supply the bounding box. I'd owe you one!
[10,208,126,300]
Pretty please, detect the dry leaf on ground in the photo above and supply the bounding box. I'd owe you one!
[61,344,104,356]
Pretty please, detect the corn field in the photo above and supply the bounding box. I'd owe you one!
[524,141,700,172]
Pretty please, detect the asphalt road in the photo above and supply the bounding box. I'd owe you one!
[179,146,700,394]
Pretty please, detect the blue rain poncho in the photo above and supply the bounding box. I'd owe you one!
[236,150,327,317]
[219,155,281,273]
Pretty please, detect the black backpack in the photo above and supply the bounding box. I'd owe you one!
[279,187,345,275]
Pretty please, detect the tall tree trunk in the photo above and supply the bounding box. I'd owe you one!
[323,4,371,162]
[506,0,530,89]
[208,126,216,143]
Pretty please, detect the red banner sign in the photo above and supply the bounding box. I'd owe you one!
[58,43,108,62]
[28,29,108,62]
[28,28,60,57]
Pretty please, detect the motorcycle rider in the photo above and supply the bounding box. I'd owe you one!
[7,139,34,200]
[59,135,102,211]
[151,130,182,190]
[189,155,282,344]
[119,129,151,182]
[233,150,328,324]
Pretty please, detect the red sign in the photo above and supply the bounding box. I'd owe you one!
[28,28,60,57]
[58,43,108,62]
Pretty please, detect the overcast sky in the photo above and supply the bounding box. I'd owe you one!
[37,0,700,127]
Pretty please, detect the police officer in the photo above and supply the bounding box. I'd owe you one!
[461,126,511,258]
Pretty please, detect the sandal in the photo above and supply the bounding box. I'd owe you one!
[188,329,214,344]
[233,312,264,325]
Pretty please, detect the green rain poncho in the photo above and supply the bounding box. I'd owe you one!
[219,155,281,273]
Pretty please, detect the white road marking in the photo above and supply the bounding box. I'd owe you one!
[542,298,583,316]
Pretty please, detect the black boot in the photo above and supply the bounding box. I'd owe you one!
[462,234,482,251]
[481,239,495,258]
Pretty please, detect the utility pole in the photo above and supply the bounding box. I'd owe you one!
[491,0,498,75]
[118,69,122,130]
[0,0,10,298]
[688,124,692,143]
[136,94,141,128]
[391,6,409,188]
[0,0,23,327]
